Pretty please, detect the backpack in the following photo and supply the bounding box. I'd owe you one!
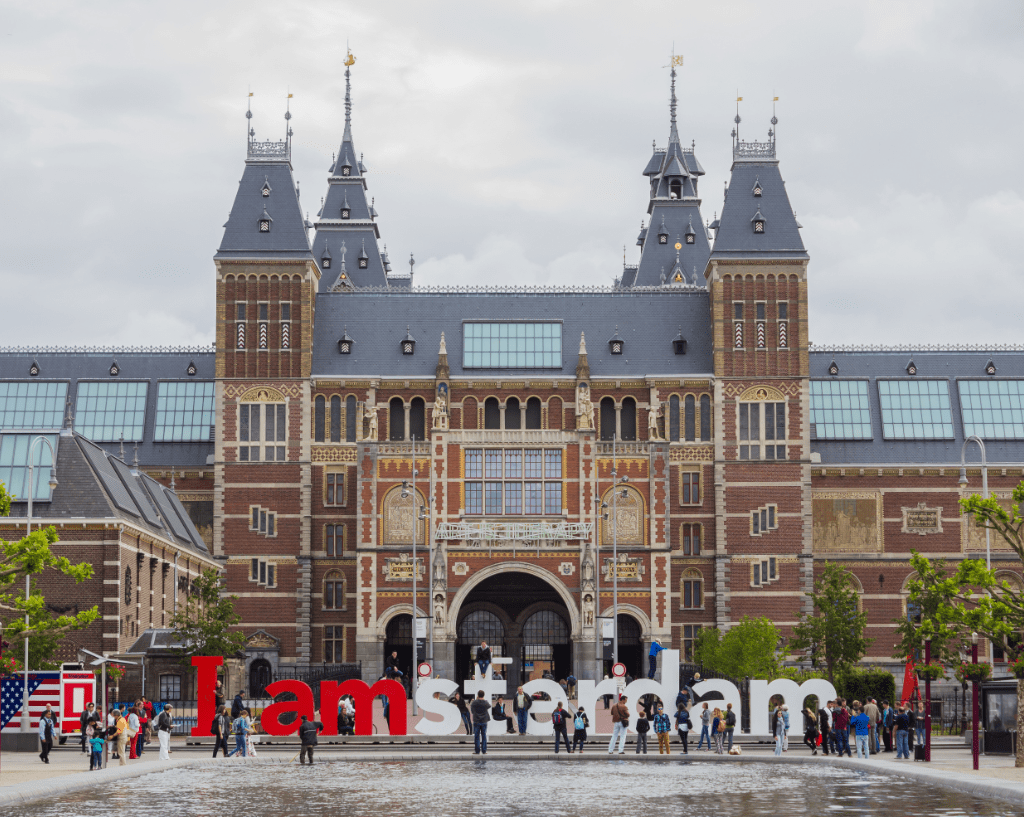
[235,718,247,734]
[211,716,220,735]
[552,710,563,727]
[574,714,586,731]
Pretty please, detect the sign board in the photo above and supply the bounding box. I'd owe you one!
[600,618,615,638]
[418,663,432,678]
[415,617,428,638]
[612,662,627,678]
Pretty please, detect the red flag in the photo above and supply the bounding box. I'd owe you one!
[900,657,919,704]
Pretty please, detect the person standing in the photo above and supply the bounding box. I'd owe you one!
[135,701,148,757]
[89,731,105,770]
[513,686,531,735]
[907,702,917,751]
[127,704,141,759]
[803,706,820,755]
[850,702,870,759]
[231,691,244,720]
[914,701,926,748]
[607,695,630,755]
[470,690,491,755]
[211,706,230,758]
[298,714,324,764]
[453,692,472,735]
[566,674,577,700]
[894,704,911,759]
[711,707,725,754]
[863,698,880,755]
[155,704,174,760]
[724,703,737,752]
[79,702,96,754]
[818,702,831,756]
[653,704,671,754]
[214,680,226,712]
[674,702,691,754]
[881,700,894,752]
[635,710,650,754]
[244,710,259,757]
[572,706,589,753]
[647,639,664,679]
[697,702,711,751]
[603,675,612,710]
[476,642,491,677]
[229,708,250,757]
[780,704,791,751]
[772,705,784,756]
[552,702,571,754]
[108,706,121,760]
[832,700,851,757]
[38,707,56,764]
[115,708,130,766]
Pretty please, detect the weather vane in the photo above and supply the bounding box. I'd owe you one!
[345,43,356,67]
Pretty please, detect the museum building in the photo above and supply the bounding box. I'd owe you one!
[2,62,1023,694]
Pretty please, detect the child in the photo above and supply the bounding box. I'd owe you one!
[674,702,691,754]
[89,734,105,770]
[635,710,650,754]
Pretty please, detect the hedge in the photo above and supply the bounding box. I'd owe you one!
[835,667,897,705]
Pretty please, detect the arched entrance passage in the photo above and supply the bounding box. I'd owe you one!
[611,613,644,680]
[249,659,272,698]
[454,569,575,689]
[383,614,413,685]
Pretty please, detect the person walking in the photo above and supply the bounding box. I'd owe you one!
[724,702,737,752]
[38,707,56,764]
[229,708,250,757]
[470,690,491,755]
[115,708,130,766]
[231,691,244,720]
[211,705,230,758]
[653,704,671,755]
[712,707,725,754]
[772,705,784,756]
[155,704,173,760]
[863,698,880,755]
[298,714,324,764]
[607,695,630,755]
[512,686,532,734]
[803,706,820,755]
[453,692,472,735]
[572,706,590,753]
[647,639,664,679]
[79,702,96,754]
[894,704,911,759]
[476,641,492,677]
[818,701,832,756]
[635,710,650,754]
[850,702,871,759]
[552,702,571,753]
[697,702,711,751]
[674,702,691,754]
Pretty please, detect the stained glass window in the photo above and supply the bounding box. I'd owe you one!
[878,380,954,440]
[0,432,57,501]
[810,380,872,439]
[0,382,68,430]
[155,382,215,442]
[463,322,561,369]
[75,382,148,442]
[958,380,1024,439]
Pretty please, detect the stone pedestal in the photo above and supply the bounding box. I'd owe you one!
[575,639,599,681]
[1,732,41,752]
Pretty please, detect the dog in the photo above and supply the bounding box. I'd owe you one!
[728,746,742,756]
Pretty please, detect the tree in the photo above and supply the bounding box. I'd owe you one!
[170,568,246,662]
[693,616,786,679]
[0,482,100,667]
[892,553,971,668]
[790,561,871,683]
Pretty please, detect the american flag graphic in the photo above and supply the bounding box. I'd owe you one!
[1,673,61,732]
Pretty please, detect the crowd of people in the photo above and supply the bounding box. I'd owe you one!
[67,696,175,769]
[780,697,926,760]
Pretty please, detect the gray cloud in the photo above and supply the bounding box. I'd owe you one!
[0,0,1021,346]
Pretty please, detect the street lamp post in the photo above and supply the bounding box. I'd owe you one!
[23,435,58,736]
[959,436,991,570]
[594,496,607,682]
[609,437,629,667]
[971,631,980,771]
[402,436,426,716]
[924,637,932,762]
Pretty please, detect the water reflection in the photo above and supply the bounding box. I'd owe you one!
[2,761,1014,817]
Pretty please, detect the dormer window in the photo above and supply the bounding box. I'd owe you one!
[906,359,918,376]
[321,255,331,269]
[659,234,668,244]
[685,217,696,245]
[358,240,369,269]
[828,360,839,377]
[186,360,197,376]
[340,208,350,219]
[109,361,120,377]
[669,179,682,199]
[261,176,272,197]
[673,331,687,355]
[985,359,997,376]
[751,207,765,234]
[28,360,40,376]
[402,327,416,355]
[753,176,762,197]
[258,205,272,233]
[608,327,624,355]
[341,166,351,177]
[358,259,368,269]
[338,329,354,355]
[685,233,695,244]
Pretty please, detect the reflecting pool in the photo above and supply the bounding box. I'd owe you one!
[3,760,1016,817]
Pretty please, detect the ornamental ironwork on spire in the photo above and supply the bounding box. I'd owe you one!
[246,93,292,163]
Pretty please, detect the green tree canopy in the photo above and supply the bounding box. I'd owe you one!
[692,616,786,679]
[0,481,100,668]
[790,561,871,683]
[170,568,246,662]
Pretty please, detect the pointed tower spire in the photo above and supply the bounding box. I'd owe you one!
[343,49,355,147]
[668,54,681,146]
[575,332,590,380]
[435,332,450,380]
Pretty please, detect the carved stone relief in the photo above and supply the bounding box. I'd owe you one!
[812,492,882,553]
[901,502,943,536]
[602,554,645,582]
[381,553,425,581]
[601,488,644,545]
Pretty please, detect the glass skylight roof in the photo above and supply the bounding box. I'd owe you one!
[958,380,1024,440]
[0,382,68,430]
[810,380,872,439]
[155,381,215,442]
[0,432,57,502]
[75,382,148,442]
[878,379,954,440]
[463,322,561,369]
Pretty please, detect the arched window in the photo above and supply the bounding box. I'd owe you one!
[410,397,425,441]
[505,397,521,429]
[669,395,680,441]
[681,569,703,609]
[457,609,505,645]
[600,397,616,441]
[345,396,357,442]
[330,395,342,443]
[700,395,712,441]
[324,570,346,610]
[621,397,637,441]
[484,397,500,429]
[463,397,478,430]
[389,398,405,441]
[525,397,542,429]
[601,485,644,545]
[684,395,696,441]
[548,397,562,430]
[314,396,325,442]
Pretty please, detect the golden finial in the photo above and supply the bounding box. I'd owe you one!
[344,50,356,67]
[670,55,684,67]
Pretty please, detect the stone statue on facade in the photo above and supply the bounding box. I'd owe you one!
[365,404,378,441]
[434,594,446,628]
[434,382,449,430]
[648,399,662,441]
[582,593,595,628]
[576,383,594,431]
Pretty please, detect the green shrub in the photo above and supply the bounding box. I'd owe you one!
[835,666,896,705]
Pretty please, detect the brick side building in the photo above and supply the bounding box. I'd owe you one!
[2,62,1022,691]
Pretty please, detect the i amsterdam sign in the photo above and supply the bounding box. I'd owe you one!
[191,651,838,738]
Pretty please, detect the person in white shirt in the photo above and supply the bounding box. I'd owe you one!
[127,708,141,759]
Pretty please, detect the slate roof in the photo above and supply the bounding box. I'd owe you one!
[711,159,807,261]
[635,201,710,288]
[5,431,210,556]
[311,289,713,378]
[215,156,313,262]
[0,350,215,468]
[809,350,1024,465]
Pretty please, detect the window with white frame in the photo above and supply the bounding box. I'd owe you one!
[751,556,779,587]
[464,448,562,515]
[249,506,277,537]
[681,569,703,609]
[738,401,786,460]
[239,403,286,461]
[750,503,778,536]
[158,674,181,701]
[250,558,277,588]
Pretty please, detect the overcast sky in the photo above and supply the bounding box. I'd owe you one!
[1,0,1022,348]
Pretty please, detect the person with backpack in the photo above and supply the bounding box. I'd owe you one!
[653,703,672,754]
[674,702,692,753]
[647,639,664,679]
[607,695,630,755]
[231,691,244,720]
[211,705,230,758]
[229,708,250,757]
[724,702,737,752]
[572,706,590,753]
[298,714,324,764]
[512,686,532,735]
[697,702,711,751]
[552,702,571,753]
[155,704,174,760]
[470,690,491,755]
[634,708,651,754]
